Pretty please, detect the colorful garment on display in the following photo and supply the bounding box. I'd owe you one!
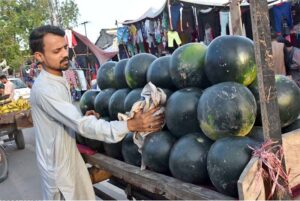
[117,26,129,43]
[272,2,293,34]
[167,30,182,48]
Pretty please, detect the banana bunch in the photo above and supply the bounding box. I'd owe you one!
[0,97,31,115]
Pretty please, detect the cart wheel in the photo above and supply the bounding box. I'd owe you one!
[0,146,8,183]
[14,130,25,150]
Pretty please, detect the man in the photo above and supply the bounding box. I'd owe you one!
[29,25,164,200]
[0,75,14,99]
[284,40,300,87]
[271,32,286,75]
[0,83,4,96]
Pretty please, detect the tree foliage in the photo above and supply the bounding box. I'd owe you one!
[0,0,79,70]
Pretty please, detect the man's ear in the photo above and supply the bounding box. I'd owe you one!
[34,52,44,63]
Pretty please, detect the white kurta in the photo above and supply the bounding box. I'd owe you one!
[30,70,129,200]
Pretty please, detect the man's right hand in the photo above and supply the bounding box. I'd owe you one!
[127,107,164,133]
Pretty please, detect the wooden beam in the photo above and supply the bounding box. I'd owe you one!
[249,0,281,141]
[249,1,290,199]
[230,0,243,35]
[84,153,234,200]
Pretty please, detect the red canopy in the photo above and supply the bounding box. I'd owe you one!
[72,30,118,65]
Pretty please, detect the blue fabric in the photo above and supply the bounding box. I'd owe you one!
[272,2,293,34]
[117,27,129,43]
[170,3,182,31]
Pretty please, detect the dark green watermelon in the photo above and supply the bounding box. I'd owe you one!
[103,142,123,160]
[142,131,177,174]
[207,136,260,197]
[169,132,213,184]
[247,126,264,142]
[114,59,129,89]
[248,79,262,126]
[122,133,141,167]
[249,75,300,127]
[166,88,202,138]
[76,133,86,145]
[282,118,300,133]
[97,61,117,89]
[197,82,257,141]
[79,90,100,115]
[108,89,130,120]
[85,138,105,153]
[124,88,142,112]
[94,88,116,117]
[169,43,208,89]
[147,55,175,89]
[205,35,256,86]
[125,53,157,88]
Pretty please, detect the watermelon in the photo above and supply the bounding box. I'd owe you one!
[205,35,256,86]
[166,88,202,138]
[147,55,175,89]
[169,43,208,89]
[248,79,262,126]
[197,82,257,141]
[247,126,264,142]
[169,132,213,184]
[124,88,142,112]
[125,53,157,88]
[97,61,117,89]
[249,75,300,127]
[282,118,300,133]
[207,136,260,197]
[85,138,104,153]
[103,142,123,161]
[79,89,99,115]
[108,88,130,120]
[115,59,129,89]
[94,88,116,117]
[142,131,177,174]
[122,133,141,167]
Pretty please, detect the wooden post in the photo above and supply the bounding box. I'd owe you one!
[249,0,290,199]
[230,0,243,35]
[249,0,281,141]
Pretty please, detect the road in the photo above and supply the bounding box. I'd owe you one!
[0,127,127,200]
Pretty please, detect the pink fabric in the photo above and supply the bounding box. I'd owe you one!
[77,144,96,155]
[4,80,14,99]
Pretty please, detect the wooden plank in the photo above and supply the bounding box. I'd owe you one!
[15,110,33,129]
[83,153,234,200]
[230,0,243,35]
[249,0,282,142]
[282,129,300,189]
[238,157,266,200]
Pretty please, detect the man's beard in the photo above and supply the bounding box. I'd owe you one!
[59,57,69,71]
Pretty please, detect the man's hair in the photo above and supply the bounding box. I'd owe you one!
[0,74,7,80]
[29,25,65,54]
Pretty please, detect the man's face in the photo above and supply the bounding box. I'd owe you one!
[35,33,69,74]
[0,79,7,84]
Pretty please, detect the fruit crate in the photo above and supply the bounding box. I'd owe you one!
[82,129,300,200]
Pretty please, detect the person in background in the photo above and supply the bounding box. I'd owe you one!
[271,32,286,75]
[0,74,14,99]
[284,40,300,87]
[0,83,4,96]
[29,25,164,200]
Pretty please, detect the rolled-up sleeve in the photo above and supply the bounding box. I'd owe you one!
[36,90,129,143]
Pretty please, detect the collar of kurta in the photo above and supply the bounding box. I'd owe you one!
[40,69,67,84]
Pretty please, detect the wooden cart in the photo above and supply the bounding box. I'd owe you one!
[0,110,33,149]
[80,0,300,200]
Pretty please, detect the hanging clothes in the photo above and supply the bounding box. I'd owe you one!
[167,30,182,48]
[241,8,253,40]
[292,1,300,25]
[180,5,195,32]
[169,2,182,31]
[271,2,293,35]
[196,7,220,42]
[65,30,78,48]
[117,26,129,44]
[219,11,229,36]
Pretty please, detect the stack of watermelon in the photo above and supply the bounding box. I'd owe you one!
[77,35,300,198]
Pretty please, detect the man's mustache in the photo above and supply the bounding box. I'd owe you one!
[60,57,69,64]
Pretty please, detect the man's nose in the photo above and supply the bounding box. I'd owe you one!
[62,47,69,57]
